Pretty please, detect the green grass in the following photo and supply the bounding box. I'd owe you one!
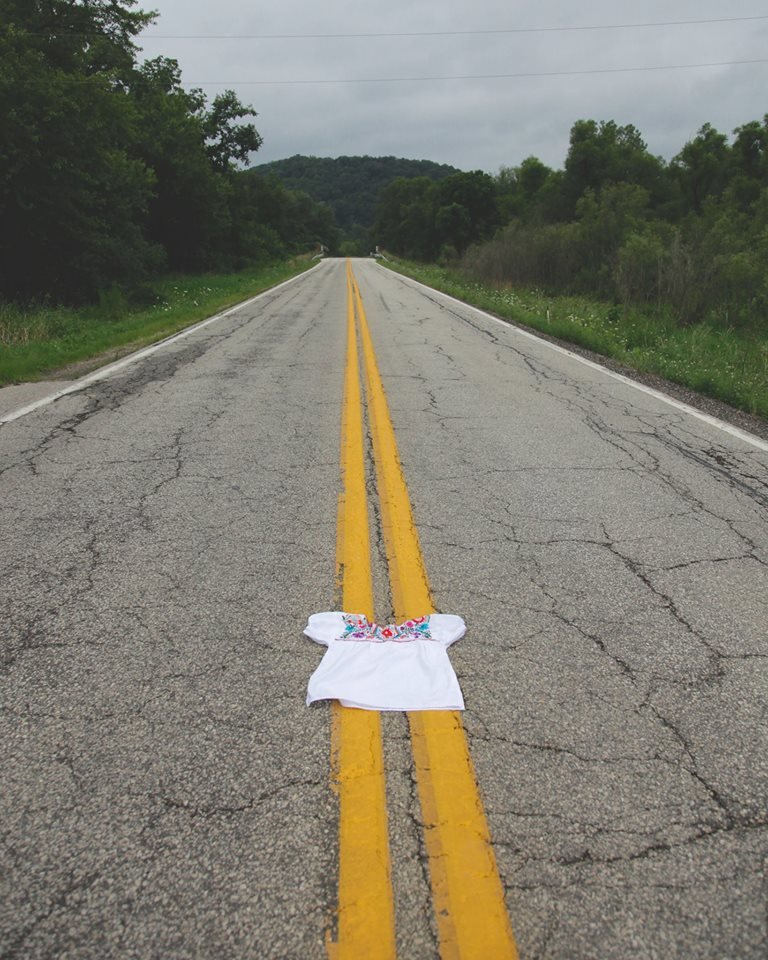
[385,259,768,421]
[0,258,315,386]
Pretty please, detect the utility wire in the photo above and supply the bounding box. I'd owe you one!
[26,14,768,40]
[183,58,768,85]
[140,14,768,39]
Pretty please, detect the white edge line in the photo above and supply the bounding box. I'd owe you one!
[0,263,322,426]
[387,267,768,454]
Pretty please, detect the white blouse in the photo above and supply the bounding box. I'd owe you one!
[305,612,466,711]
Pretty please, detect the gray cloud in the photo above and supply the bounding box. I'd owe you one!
[137,0,768,171]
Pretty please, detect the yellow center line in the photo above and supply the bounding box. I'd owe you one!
[351,265,519,960]
[327,262,396,960]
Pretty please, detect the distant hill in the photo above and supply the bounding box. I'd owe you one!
[249,155,462,234]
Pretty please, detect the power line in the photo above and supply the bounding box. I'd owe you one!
[183,58,768,86]
[138,14,768,40]
[24,14,768,41]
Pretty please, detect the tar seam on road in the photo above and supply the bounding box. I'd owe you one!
[0,264,321,426]
[326,263,396,959]
[386,267,768,454]
[351,264,519,960]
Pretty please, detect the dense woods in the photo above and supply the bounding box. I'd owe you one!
[373,170,501,260]
[0,0,338,303]
[252,155,460,254]
[374,118,768,331]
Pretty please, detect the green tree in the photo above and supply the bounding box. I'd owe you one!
[614,230,666,306]
[0,0,274,297]
[435,203,472,254]
[727,118,768,212]
[374,171,499,259]
[231,172,341,260]
[374,176,435,257]
[433,171,500,253]
[575,183,651,293]
[670,123,731,214]
[562,119,667,217]
[731,119,768,181]
[202,89,263,172]
[496,157,553,221]
[0,0,161,299]
[128,57,234,271]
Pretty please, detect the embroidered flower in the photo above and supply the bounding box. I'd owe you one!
[339,613,434,642]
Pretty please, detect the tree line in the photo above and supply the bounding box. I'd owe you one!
[0,0,339,303]
[374,118,768,329]
[253,155,460,254]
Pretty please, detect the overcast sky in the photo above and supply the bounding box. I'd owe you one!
[135,0,768,173]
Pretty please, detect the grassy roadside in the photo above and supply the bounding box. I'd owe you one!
[384,259,768,421]
[0,258,315,386]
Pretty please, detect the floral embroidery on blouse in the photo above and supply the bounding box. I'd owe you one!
[340,614,433,643]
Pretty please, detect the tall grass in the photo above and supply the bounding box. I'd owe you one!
[385,260,768,420]
[0,259,313,385]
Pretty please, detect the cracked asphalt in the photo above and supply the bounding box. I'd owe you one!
[2,258,768,959]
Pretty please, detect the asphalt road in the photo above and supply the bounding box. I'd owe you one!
[2,258,767,959]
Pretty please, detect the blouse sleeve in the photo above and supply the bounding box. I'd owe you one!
[429,614,466,647]
[304,611,347,646]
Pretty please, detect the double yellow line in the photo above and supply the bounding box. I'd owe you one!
[329,261,518,960]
